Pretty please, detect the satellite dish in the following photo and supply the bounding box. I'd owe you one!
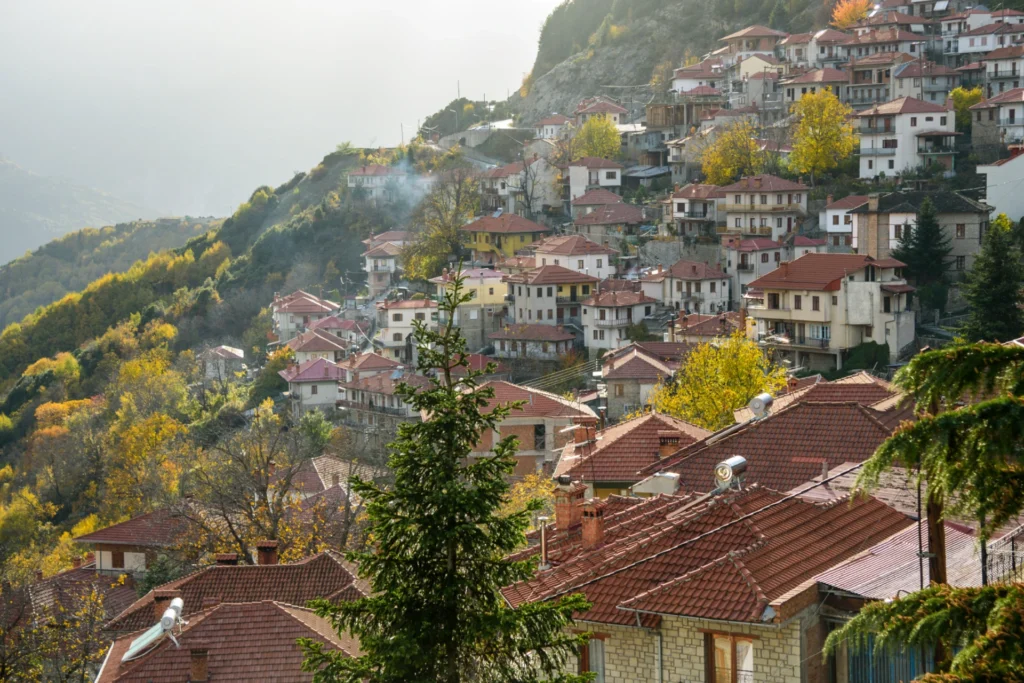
[747,392,774,418]
[714,455,748,491]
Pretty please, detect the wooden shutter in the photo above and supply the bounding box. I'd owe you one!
[704,632,715,682]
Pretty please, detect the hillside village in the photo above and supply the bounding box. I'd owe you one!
[6,1,1024,682]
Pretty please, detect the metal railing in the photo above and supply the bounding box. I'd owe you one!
[722,203,805,213]
[737,263,755,272]
[923,81,953,91]
[988,71,1019,80]
[917,145,956,154]
[680,210,711,218]
[594,318,632,328]
[999,118,1024,126]
[859,126,894,134]
[555,295,582,304]
[859,147,898,156]
[371,265,393,272]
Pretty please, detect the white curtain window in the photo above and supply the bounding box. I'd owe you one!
[587,639,605,683]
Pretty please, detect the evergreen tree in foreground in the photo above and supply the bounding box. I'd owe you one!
[891,197,951,313]
[961,213,1024,343]
[300,272,591,683]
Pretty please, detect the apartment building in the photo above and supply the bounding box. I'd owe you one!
[581,290,657,354]
[671,58,725,92]
[722,235,826,303]
[891,60,961,102]
[746,253,916,369]
[640,259,730,313]
[780,68,850,106]
[809,28,852,68]
[489,324,576,361]
[856,96,957,179]
[668,184,726,238]
[840,28,929,61]
[720,174,810,240]
[845,51,915,108]
[717,25,788,66]
[374,299,438,362]
[430,267,507,350]
[532,234,619,280]
[957,22,1024,63]
[505,265,599,327]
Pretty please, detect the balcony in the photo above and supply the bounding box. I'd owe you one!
[737,263,755,272]
[594,317,632,328]
[859,126,894,134]
[999,118,1024,127]
[370,264,393,272]
[989,71,1019,81]
[555,295,583,304]
[859,147,898,156]
[923,81,953,92]
[722,203,805,213]
[679,210,711,219]
[917,145,956,155]
[758,333,831,350]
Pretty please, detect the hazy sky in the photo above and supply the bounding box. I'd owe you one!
[0,0,557,216]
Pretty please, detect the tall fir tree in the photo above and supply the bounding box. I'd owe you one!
[300,272,591,683]
[961,213,1024,342]
[891,197,952,312]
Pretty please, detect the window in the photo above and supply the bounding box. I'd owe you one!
[832,295,838,305]
[534,423,546,450]
[593,330,599,340]
[597,259,603,268]
[884,296,892,313]
[888,159,895,169]
[735,218,742,228]
[882,138,898,149]
[760,194,767,204]
[868,159,873,170]
[415,312,425,321]
[111,550,125,569]
[775,251,781,262]
[977,111,983,122]
[910,116,917,126]
[695,282,702,293]
[761,253,769,263]
[776,217,783,228]
[537,287,543,297]
[710,282,717,293]
[941,115,947,126]
[598,330,605,340]
[548,309,554,319]
[956,223,966,239]
[310,384,318,395]
[605,171,615,180]
[541,342,549,353]
[794,295,802,309]
[776,194,783,204]
[547,286,553,297]
[812,295,820,311]
[392,313,403,322]
[614,384,624,397]
[734,194,742,203]
[579,638,606,682]
[392,333,403,342]
[706,634,753,683]
[536,310,543,320]
[833,214,839,225]
[956,255,966,270]
[489,287,494,296]
[768,293,781,309]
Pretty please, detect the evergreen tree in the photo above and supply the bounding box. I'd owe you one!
[300,273,591,683]
[961,214,1024,342]
[890,197,952,312]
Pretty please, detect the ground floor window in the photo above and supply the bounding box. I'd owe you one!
[579,638,605,682]
[705,632,754,683]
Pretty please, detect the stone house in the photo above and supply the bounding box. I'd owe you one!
[640,259,731,313]
[572,202,645,246]
[73,508,187,576]
[279,357,345,417]
[601,342,692,420]
[489,324,576,361]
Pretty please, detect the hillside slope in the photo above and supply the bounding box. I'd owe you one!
[0,158,157,265]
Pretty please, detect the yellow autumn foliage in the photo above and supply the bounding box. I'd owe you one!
[700,120,764,186]
[788,89,856,184]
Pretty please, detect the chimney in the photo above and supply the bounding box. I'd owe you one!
[153,589,182,621]
[581,499,607,549]
[190,647,209,683]
[779,261,789,278]
[574,424,596,445]
[214,553,238,566]
[754,176,761,189]
[538,516,551,570]
[71,557,82,569]
[826,194,834,206]
[787,376,799,391]
[554,475,587,530]
[658,430,682,458]
[256,540,279,566]
[34,570,43,581]
[332,472,341,487]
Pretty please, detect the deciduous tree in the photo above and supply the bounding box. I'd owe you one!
[961,213,1024,342]
[573,114,621,160]
[301,273,590,683]
[402,162,479,280]
[700,119,764,185]
[645,330,787,430]
[949,86,983,132]
[788,89,855,186]
[831,0,872,28]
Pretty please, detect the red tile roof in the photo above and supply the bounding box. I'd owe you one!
[504,264,599,285]
[957,62,985,72]
[846,51,913,67]
[749,253,905,291]
[75,508,187,548]
[825,194,869,210]
[105,552,366,633]
[961,21,1024,36]
[482,161,526,179]
[602,347,678,381]
[496,255,537,270]
[349,164,406,177]
[279,358,345,384]
[570,188,624,206]
[344,370,430,397]
[337,352,403,374]
[977,87,1024,105]
[361,242,402,258]
[813,28,852,44]
[783,68,849,84]
[674,59,724,78]
[854,10,936,27]
[893,61,959,78]
[489,324,576,342]
[680,85,723,95]
[568,156,625,169]
[582,290,656,307]
[840,27,921,45]
[98,601,360,682]
[362,229,414,246]
[733,372,895,422]
[448,353,508,377]
[376,298,437,310]
[672,183,725,200]
[643,259,727,282]
[288,455,383,495]
[856,96,950,116]
[674,311,742,338]
[461,214,550,234]
[286,329,347,353]
[555,413,711,483]
[637,401,895,493]
[272,291,338,314]
[473,381,597,421]
[574,98,628,116]
[729,237,781,252]
[573,203,644,226]
[719,174,809,192]
[503,486,911,626]
[308,317,369,334]
[536,114,571,126]
[29,561,139,625]
[781,32,812,45]
[792,235,827,247]
[721,25,788,40]
[533,234,619,256]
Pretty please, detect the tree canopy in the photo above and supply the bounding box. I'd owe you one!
[573,115,621,161]
[700,120,764,186]
[890,197,951,314]
[960,213,1024,343]
[788,89,855,185]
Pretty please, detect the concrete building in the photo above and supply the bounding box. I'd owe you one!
[720,174,810,240]
[671,58,726,92]
[73,508,186,576]
[534,114,571,139]
[780,68,850,106]
[460,213,551,266]
[601,342,692,420]
[374,299,438,363]
[489,324,576,361]
[820,194,870,249]
[957,22,1024,64]
[572,202,646,246]
[723,237,786,301]
[840,28,929,61]
[747,253,917,369]
[270,290,338,341]
[339,370,429,431]
[581,290,657,354]
[969,87,1024,145]
[717,25,788,66]
[362,241,402,297]
[573,96,628,126]
[640,259,731,313]
[978,152,1024,222]
[849,190,993,273]
[504,265,599,327]
[856,96,957,179]
[891,60,961,103]
[570,188,624,219]
[667,184,726,239]
[981,45,1024,97]
[532,234,619,280]
[201,345,245,382]
[279,358,345,417]
[346,164,408,202]
[845,52,915,108]
[430,267,507,350]
[809,28,853,69]
[567,157,624,202]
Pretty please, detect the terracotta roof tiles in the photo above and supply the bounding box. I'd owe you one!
[748,253,905,291]
[504,264,599,285]
[573,203,644,226]
[719,174,809,192]
[74,508,187,548]
[489,324,576,342]
[473,381,597,421]
[461,214,550,234]
[570,188,624,206]
[279,358,345,384]
[533,234,619,256]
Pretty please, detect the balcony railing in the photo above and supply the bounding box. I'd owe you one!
[859,147,898,156]
[370,265,393,272]
[555,295,583,304]
[999,118,1024,126]
[679,210,711,219]
[918,145,956,154]
[737,263,755,272]
[722,203,804,213]
[594,317,632,328]
[989,71,1019,80]
[859,126,894,134]
[923,81,953,91]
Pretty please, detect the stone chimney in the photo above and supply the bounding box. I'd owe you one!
[554,476,587,530]
[753,176,762,189]
[787,376,799,391]
[826,194,834,206]
[574,424,596,445]
[71,557,82,569]
[581,499,607,549]
[153,589,182,621]
[863,193,883,258]
[332,472,341,487]
[190,646,209,683]
[658,430,682,458]
[256,540,279,566]
[214,553,238,566]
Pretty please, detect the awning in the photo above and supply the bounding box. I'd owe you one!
[881,283,916,294]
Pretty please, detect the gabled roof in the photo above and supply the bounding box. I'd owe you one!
[573,203,644,226]
[856,95,950,116]
[570,188,624,206]
[472,381,597,421]
[792,235,827,247]
[105,552,366,633]
[781,32,813,44]
[349,164,406,177]
[749,253,905,291]
[279,357,345,383]
[581,290,656,307]
[482,160,526,179]
[846,51,913,67]
[28,561,139,626]
[847,190,991,214]
[840,27,922,44]
[961,21,1024,36]
[720,25,788,41]
[286,329,348,353]
[673,58,724,78]
[825,194,870,210]
[956,61,985,72]
[504,264,600,285]
[448,353,509,377]
[503,486,911,626]
[782,68,849,84]
[461,214,550,234]
[376,298,438,309]
[982,44,1024,61]
[854,9,936,27]
[976,87,1024,105]
[204,345,244,361]
[345,370,431,397]
[287,455,383,495]
[672,183,726,200]
[536,114,571,126]
[642,259,727,282]
[813,28,852,44]
[533,234,619,256]
[272,291,339,314]
[674,311,742,338]
[733,372,895,422]
[75,508,187,548]
[574,97,628,116]
[97,600,360,682]
[728,237,781,252]
[361,242,402,258]
[337,352,403,374]
[308,317,369,334]
[568,156,624,169]
[892,61,959,78]
[602,346,678,381]
[489,324,576,342]
[361,229,414,246]
[719,174,809,192]
[637,400,897,492]
[554,412,711,483]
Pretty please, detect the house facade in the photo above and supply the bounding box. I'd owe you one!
[820,194,869,249]
[279,358,345,417]
[489,324,576,361]
[567,157,624,202]
[504,265,599,328]
[572,201,645,245]
[362,242,402,297]
[532,234,619,280]
[286,328,348,364]
[668,184,726,238]
[601,342,691,420]
[271,290,339,341]
[430,267,507,350]
[534,114,571,139]
[374,299,438,362]
[581,290,657,354]
[640,259,731,313]
[891,61,961,103]
[573,96,628,126]
[856,96,957,179]
[720,174,810,240]
[461,213,551,265]
[970,87,1024,145]
[347,164,408,202]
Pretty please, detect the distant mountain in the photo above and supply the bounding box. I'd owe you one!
[0,158,156,265]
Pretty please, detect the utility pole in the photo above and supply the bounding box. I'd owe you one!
[458,80,461,99]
